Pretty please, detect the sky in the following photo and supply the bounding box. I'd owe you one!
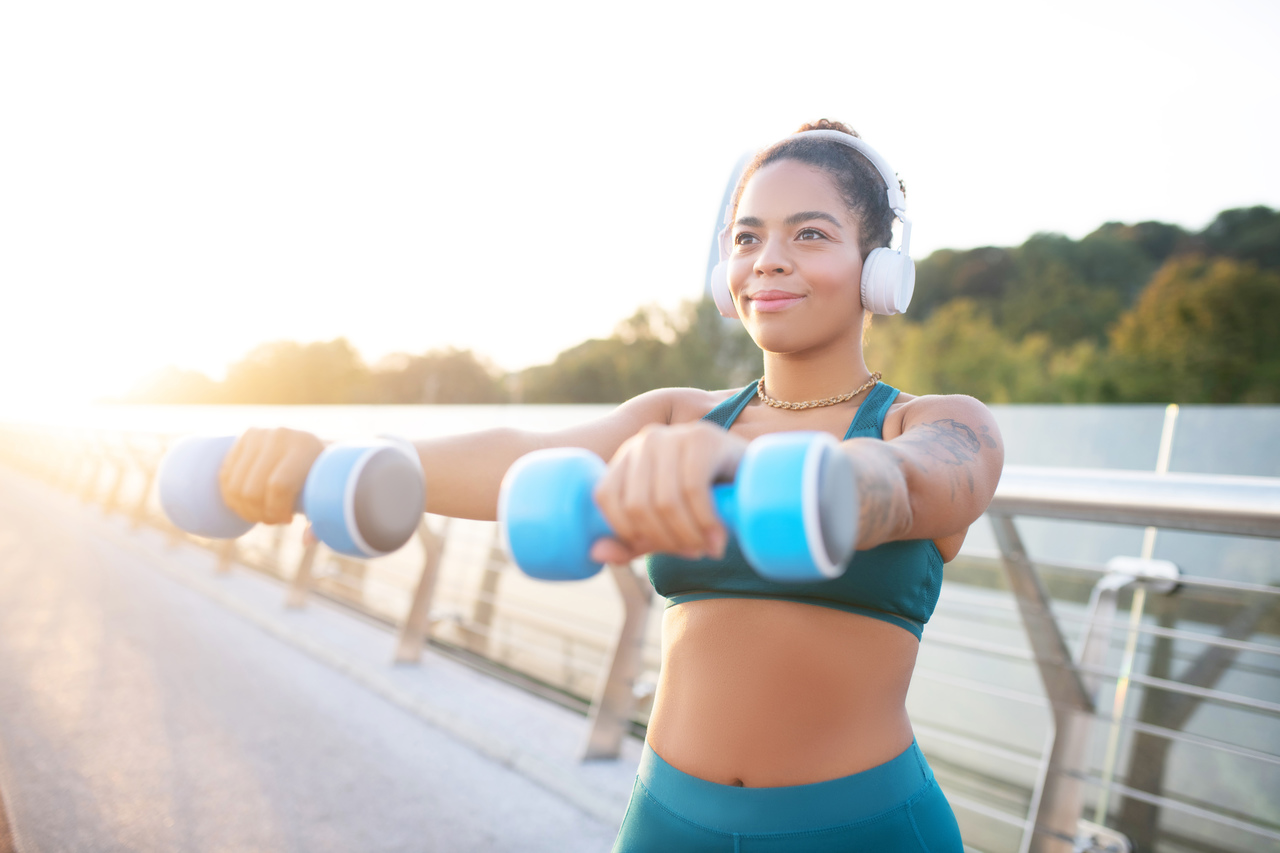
[1,0,1278,407]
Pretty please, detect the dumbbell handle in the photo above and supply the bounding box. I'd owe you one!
[574,484,739,547]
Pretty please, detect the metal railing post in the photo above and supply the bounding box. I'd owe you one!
[990,511,1094,853]
[215,539,237,574]
[286,538,320,609]
[394,517,448,663]
[462,527,507,656]
[581,562,653,761]
[79,451,103,503]
[130,457,159,530]
[102,449,128,515]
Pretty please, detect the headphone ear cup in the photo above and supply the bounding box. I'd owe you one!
[710,260,739,318]
[860,248,915,316]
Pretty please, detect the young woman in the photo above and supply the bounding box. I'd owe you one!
[219,120,1003,851]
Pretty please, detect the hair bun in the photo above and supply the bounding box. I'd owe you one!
[795,118,860,138]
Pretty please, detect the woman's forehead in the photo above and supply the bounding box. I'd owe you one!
[737,160,850,223]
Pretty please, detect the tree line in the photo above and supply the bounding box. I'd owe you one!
[122,206,1280,405]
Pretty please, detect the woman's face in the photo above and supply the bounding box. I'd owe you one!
[728,160,865,354]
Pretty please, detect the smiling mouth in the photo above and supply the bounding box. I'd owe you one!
[747,291,805,312]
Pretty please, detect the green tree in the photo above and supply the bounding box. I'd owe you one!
[911,246,1016,320]
[668,299,764,391]
[868,301,1059,403]
[518,300,763,403]
[220,338,368,404]
[998,233,1138,346]
[1087,220,1190,267]
[1201,206,1280,271]
[369,348,506,403]
[1109,256,1280,403]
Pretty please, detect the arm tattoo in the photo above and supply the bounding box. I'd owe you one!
[857,461,903,546]
[897,419,997,500]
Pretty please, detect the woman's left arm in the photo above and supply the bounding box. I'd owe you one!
[841,394,1004,550]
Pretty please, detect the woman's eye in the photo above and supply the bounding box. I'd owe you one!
[733,233,758,247]
[797,228,826,240]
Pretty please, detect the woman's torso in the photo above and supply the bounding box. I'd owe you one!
[644,382,937,787]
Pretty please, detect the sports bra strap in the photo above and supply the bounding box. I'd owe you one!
[701,382,758,427]
[843,382,901,439]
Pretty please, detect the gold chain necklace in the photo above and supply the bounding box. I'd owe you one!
[756,372,881,411]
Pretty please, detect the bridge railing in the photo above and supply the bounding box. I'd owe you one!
[2,423,1278,853]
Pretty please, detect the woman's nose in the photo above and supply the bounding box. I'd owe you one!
[753,239,792,276]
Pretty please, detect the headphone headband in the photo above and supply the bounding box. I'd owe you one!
[781,129,907,217]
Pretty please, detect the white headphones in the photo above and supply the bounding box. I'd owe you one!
[709,129,915,319]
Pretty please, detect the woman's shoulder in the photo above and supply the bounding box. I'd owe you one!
[667,385,753,424]
[622,385,750,426]
[882,390,997,442]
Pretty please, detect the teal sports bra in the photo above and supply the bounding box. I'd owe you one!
[645,381,943,640]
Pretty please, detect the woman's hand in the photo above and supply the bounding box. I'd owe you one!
[590,421,748,565]
[218,428,325,525]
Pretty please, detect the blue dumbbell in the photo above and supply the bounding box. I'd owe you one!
[157,435,425,558]
[498,431,857,582]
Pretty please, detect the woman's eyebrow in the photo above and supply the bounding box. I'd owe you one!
[734,211,843,229]
[785,210,842,228]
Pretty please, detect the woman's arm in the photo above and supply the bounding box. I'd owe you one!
[413,388,685,520]
[842,394,1004,549]
[217,387,701,526]
[589,393,1004,565]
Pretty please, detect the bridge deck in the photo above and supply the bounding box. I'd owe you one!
[0,470,636,852]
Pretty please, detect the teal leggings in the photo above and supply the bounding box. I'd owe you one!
[612,740,963,852]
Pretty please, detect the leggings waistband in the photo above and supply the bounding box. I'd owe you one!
[637,740,934,835]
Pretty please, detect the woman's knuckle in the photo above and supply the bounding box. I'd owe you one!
[652,492,678,514]
[679,478,704,498]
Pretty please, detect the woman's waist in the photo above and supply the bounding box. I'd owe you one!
[646,694,915,787]
[650,597,918,786]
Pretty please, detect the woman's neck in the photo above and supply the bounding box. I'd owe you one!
[759,339,873,405]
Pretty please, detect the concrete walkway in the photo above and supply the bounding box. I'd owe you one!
[0,469,640,852]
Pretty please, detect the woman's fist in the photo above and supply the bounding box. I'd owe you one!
[218,428,324,525]
[590,421,747,564]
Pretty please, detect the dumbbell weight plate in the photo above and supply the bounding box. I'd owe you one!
[304,442,426,558]
[157,435,255,539]
[498,448,612,581]
[736,432,857,582]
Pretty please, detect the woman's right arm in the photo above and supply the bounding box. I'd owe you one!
[217,387,696,527]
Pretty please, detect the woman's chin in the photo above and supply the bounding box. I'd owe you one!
[747,320,862,359]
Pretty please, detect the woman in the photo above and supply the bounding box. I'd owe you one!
[220,120,1003,851]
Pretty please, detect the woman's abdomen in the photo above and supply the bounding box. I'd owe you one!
[646,597,919,788]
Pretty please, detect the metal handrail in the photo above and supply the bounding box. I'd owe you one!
[1064,770,1280,844]
[957,548,1280,594]
[1044,613,1280,657]
[1071,662,1280,714]
[993,465,1280,538]
[1089,712,1280,768]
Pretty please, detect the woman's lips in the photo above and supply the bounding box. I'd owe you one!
[747,290,805,313]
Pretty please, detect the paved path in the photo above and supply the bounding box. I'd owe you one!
[0,469,638,852]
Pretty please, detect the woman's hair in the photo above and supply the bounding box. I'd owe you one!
[730,119,905,261]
